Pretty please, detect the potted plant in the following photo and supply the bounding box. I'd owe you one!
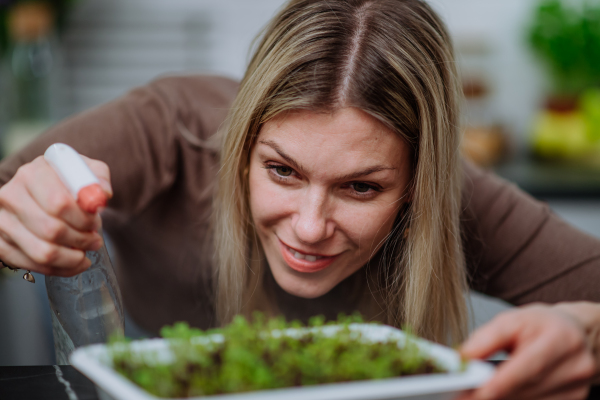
[528,0,600,164]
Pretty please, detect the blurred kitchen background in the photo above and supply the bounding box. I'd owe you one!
[2,0,600,365]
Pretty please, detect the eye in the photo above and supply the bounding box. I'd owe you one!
[275,166,293,177]
[263,163,296,180]
[351,182,372,193]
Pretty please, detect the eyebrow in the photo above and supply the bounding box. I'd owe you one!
[336,166,396,181]
[258,139,397,181]
[259,140,304,172]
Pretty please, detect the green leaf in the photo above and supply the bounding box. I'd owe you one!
[111,313,446,398]
[528,0,600,95]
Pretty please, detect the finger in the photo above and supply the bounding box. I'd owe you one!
[20,158,99,231]
[0,233,47,272]
[460,313,524,360]
[515,385,590,400]
[512,350,595,399]
[472,335,569,400]
[5,185,103,250]
[0,208,88,269]
[81,156,113,198]
[0,234,91,276]
[545,386,590,400]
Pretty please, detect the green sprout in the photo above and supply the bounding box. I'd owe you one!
[110,313,445,398]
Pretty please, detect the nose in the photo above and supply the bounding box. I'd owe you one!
[293,187,335,245]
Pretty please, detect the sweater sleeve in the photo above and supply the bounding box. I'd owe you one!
[0,75,238,217]
[461,161,600,304]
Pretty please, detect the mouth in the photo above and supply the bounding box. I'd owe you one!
[278,239,339,273]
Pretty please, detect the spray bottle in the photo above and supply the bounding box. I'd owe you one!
[43,143,123,364]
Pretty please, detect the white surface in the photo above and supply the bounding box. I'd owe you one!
[44,143,100,199]
[70,324,495,400]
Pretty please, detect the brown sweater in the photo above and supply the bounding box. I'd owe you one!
[1,75,599,334]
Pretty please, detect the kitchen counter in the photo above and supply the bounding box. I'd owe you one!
[0,365,97,400]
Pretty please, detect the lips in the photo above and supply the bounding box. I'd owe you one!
[278,239,339,273]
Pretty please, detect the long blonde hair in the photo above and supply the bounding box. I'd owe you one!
[214,0,467,344]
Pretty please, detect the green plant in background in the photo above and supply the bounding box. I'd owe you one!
[528,0,600,163]
[580,88,600,140]
[0,0,78,57]
[528,0,600,96]
[110,314,445,398]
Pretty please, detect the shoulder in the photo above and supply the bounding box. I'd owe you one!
[461,160,549,222]
[146,74,240,108]
[460,160,551,290]
[141,74,240,145]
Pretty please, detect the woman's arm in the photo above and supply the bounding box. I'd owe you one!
[460,163,600,399]
[0,75,238,216]
[0,75,238,274]
[461,161,600,304]
[555,302,600,384]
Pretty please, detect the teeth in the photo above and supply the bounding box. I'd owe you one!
[287,245,324,262]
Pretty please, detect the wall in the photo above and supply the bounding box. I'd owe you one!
[57,0,546,145]
[433,0,545,146]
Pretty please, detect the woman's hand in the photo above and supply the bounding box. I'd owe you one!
[458,302,600,400]
[0,155,112,277]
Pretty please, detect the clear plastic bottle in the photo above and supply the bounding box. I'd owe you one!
[43,142,123,365]
[45,233,124,364]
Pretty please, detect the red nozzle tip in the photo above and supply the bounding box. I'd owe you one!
[77,184,107,214]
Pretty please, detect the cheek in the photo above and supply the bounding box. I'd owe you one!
[248,169,293,230]
[335,199,400,249]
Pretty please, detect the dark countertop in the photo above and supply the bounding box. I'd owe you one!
[493,157,600,200]
[1,365,600,400]
[0,366,97,400]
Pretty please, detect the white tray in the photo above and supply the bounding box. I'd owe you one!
[70,324,495,400]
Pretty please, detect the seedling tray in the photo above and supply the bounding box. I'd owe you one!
[70,324,494,400]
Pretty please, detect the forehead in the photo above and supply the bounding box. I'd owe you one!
[257,108,410,169]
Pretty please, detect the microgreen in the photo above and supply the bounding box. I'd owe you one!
[110,313,445,398]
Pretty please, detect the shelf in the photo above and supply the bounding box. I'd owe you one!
[493,157,600,200]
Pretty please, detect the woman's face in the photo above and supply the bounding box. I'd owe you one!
[248,108,412,298]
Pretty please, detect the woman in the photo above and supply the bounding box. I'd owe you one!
[215,0,467,343]
[0,0,598,398]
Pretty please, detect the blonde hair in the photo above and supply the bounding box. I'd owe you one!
[214,0,467,344]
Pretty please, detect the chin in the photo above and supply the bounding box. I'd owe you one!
[270,268,335,299]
